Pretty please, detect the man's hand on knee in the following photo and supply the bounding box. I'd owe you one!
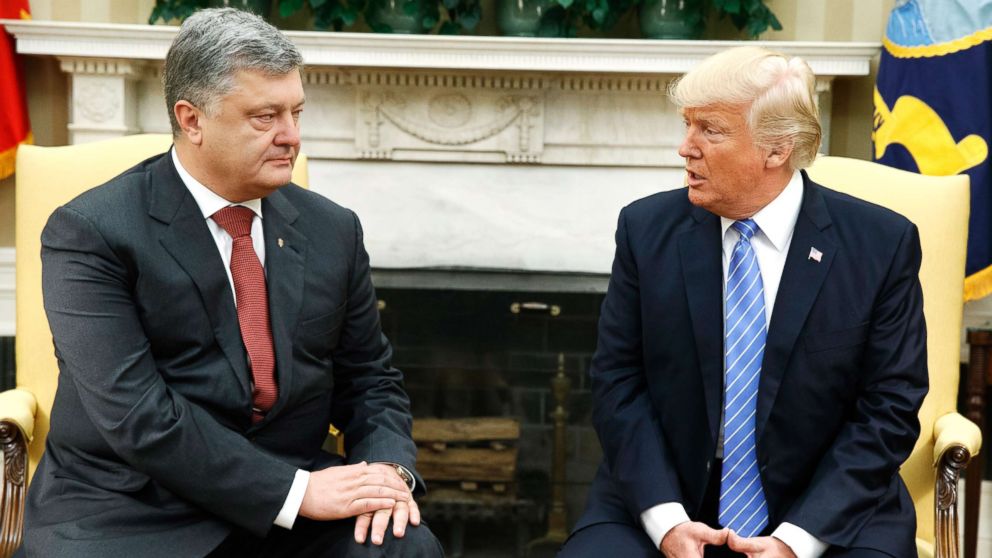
[299,461,411,521]
[726,531,797,558]
[353,463,421,545]
[660,521,729,557]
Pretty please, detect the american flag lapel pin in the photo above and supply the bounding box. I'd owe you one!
[278,238,285,248]
[808,246,823,263]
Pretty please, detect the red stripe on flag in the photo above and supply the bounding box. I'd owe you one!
[0,1,32,179]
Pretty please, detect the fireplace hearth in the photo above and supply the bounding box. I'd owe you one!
[378,284,605,557]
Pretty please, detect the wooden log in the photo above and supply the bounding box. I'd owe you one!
[416,447,518,481]
[412,417,520,443]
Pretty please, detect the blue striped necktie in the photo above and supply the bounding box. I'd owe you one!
[719,219,769,537]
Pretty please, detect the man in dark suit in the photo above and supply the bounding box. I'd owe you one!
[22,8,442,558]
[560,47,927,558]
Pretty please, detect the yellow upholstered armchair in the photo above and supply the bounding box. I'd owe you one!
[807,156,982,558]
[0,134,309,557]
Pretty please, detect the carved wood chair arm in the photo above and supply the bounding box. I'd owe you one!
[0,389,38,558]
[932,412,981,558]
[0,419,29,558]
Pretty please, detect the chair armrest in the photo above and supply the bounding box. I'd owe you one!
[931,412,982,558]
[0,389,37,442]
[0,389,37,558]
[933,412,982,465]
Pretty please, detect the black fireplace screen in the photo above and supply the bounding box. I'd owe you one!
[377,287,605,557]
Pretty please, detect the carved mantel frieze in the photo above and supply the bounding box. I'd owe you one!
[355,72,545,163]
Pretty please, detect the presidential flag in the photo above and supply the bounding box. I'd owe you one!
[874,0,992,301]
[0,0,32,180]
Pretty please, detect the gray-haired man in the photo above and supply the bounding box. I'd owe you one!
[21,8,441,557]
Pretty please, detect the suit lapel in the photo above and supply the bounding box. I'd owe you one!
[150,154,252,398]
[757,175,836,442]
[678,205,725,446]
[259,190,307,422]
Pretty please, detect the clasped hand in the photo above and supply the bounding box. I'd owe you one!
[299,461,420,545]
[660,522,797,558]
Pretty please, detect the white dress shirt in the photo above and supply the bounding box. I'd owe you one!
[172,150,414,530]
[640,172,827,558]
[171,149,309,529]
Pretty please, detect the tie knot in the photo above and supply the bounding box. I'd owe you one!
[211,206,255,239]
[732,219,758,241]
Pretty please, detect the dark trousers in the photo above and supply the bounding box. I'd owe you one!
[206,517,443,558]
[558,461,895,558]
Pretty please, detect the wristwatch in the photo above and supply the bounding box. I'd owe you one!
[393,464,414,490]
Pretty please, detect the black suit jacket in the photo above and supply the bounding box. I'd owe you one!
[574,173,927,557]
[23,152,421,557]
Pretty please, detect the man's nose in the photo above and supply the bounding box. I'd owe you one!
[275,114,301,147]
[678,133,699,159]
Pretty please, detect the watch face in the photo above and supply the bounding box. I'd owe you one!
[395,465,412,486]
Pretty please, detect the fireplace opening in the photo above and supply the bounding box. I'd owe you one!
[376,283,606,557]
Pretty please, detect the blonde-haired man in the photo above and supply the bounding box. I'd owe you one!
[562,47,925,558]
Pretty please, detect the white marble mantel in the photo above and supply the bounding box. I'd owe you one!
[6,20,880,281]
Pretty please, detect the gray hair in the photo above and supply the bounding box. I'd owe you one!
[163,7,304,136]
[669,46,822,170]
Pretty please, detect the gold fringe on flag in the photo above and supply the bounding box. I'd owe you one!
[0,132,33,181]
[965,264,992,301]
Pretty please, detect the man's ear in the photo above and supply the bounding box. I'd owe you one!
[765,142,794,170]
[173,101,204,145]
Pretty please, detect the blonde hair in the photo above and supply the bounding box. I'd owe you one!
[669,46,822,170]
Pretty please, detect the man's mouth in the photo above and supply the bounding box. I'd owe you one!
[686,170,706,186]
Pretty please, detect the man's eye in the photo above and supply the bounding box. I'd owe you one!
[256,114,274,123]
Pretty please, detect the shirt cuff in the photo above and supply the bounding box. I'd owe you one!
[772,522,828,558]
[274,469,310,529]
[640,502,691,549]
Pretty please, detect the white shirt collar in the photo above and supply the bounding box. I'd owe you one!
[171,148,263,220]
[720,171,803,252]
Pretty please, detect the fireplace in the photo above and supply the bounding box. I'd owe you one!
[376,280,605,556]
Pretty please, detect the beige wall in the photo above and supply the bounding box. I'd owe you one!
[0,180,13,246]
[28,0,156,23]
[6,0,893,248]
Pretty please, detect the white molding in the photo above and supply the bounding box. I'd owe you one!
[3,19,877,76]
[0,248,13,337]
[0,20,880,274]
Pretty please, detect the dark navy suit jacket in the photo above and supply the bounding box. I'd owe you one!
[575,172,927,557]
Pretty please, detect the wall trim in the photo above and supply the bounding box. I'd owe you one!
[1,19,877,76]
[0,248,13,336]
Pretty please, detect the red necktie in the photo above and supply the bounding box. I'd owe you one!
[211,206,277,423]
